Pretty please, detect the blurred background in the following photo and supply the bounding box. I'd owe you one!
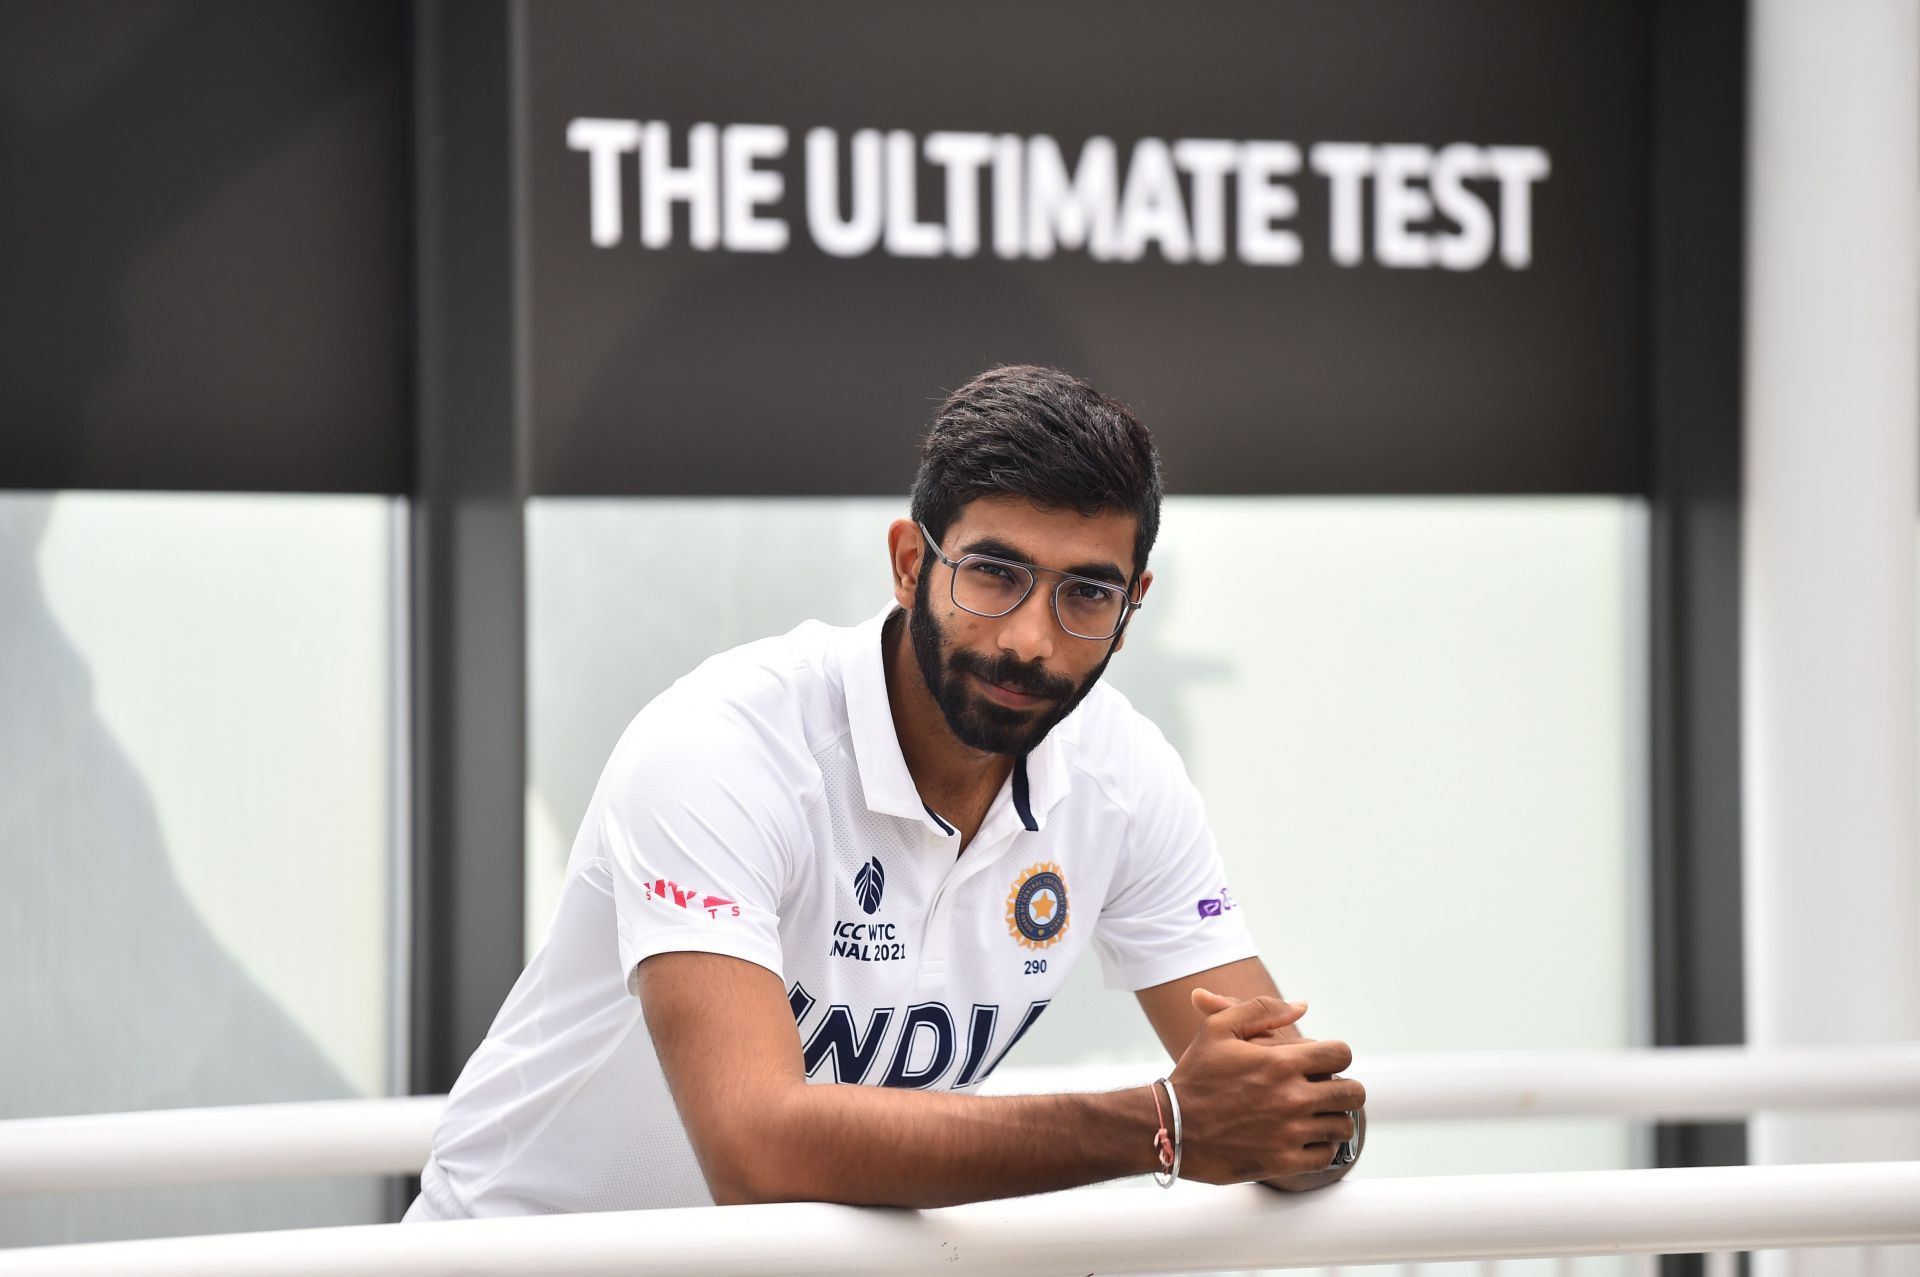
[2,0,1914,1267]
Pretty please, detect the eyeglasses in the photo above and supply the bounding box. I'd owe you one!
[917,522,1141,641]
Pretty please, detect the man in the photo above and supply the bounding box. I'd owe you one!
[406,364,1365,1219]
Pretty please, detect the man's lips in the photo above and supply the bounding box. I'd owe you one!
[971,671,1052,709]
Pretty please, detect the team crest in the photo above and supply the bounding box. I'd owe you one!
[1005,862,1069,949]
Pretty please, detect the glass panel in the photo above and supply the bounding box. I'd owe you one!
[0,491,400,1244]
[526,498,898,941]
[527,495,1644,1188]
[1025,497,1646,1182]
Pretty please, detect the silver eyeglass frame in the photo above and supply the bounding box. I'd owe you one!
[916,521,1143,641]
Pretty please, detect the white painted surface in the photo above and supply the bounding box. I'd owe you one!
[0,1098,443,1195]
[1744,7,1920,1274]
[2,1163,1916,1277]
[7,1046,1916,1194]
[1743,0,1920,1164]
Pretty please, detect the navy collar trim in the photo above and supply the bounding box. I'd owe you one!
[922,802,956,837]
[1012,755,1039,832]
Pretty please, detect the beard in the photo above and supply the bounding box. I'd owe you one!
[906,573,1116,756]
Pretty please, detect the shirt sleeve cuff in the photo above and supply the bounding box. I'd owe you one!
[619,928,786,994]
[1101,934,1262,993]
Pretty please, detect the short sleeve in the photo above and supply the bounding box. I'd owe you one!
[1093,726,1258,992]
[590,693,811,991]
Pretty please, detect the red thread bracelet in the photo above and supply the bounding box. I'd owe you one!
[1148,1078,1181,1187]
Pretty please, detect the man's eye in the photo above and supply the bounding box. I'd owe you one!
[968,561,1019,583]
[1064,582,1117,602]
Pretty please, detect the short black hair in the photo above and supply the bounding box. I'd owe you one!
[908,365,1163,579]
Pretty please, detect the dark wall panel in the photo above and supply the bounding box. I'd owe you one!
[0,1,1651,499]
[0,0,411,493]
[523,0,1648,496]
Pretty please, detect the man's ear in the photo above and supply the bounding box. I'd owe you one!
[886,519,923,611]
[1111,568,1153,654]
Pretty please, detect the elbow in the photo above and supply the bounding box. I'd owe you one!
[705,1176,769,1207]
[694,1095,812,1205]
[705,1149,818,1206]
[703,1154,791,1206]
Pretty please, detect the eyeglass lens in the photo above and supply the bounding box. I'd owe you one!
[951,556,1127,639]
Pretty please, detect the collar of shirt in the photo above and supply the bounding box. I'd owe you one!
[838,604,1073,837]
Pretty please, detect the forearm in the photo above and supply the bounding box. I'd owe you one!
[713,1082,1160,1207]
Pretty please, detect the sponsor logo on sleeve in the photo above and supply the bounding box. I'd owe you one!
[1195,887,1238,920]
[1006,862,1069,949]
[643,878,740,919]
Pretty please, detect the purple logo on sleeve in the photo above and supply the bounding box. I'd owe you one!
[1196,888,1237,920]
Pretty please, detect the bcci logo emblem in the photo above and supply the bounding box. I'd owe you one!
[1006,862,1069,949]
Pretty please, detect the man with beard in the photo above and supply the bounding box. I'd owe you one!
[406,365,1365,1220]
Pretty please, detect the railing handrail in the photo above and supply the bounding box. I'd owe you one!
[0,1096,444,1196]
[988,1041,1920,1119]
[2,1162,1916,1277]
[3,1043,1917,1196]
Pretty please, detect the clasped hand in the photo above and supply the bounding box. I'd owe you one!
[1165,990,1364,1187]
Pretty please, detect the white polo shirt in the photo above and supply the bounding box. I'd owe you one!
[409,606,1256,1219]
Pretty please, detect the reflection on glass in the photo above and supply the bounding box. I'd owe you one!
[0,492,396,1244]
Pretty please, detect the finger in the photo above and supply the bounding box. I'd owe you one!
[1189,987,1240,1015]
[1211,995,1308,1040]
[1191,987,1306,1021]
[1297,1113,1356,1145]
[1312,1077,1367,1111]
[1305,1085,1368,1117]
[1299,1071,1366,1104]
[1275,1037,1353,1074]
[1287,1142,1343,1174]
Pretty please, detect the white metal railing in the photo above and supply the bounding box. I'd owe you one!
[0,1162,1915,1276]
[0,1097,443,1196]
[4,1044,1917,1196]
[988,1043,1920,1120]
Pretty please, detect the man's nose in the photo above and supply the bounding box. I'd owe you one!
[996,584,1056,664]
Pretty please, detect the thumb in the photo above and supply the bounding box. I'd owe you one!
[1211,994,1308,1040]
[1189,987,1240,1015]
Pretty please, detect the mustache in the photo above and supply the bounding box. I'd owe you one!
[947,648,1075,701]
